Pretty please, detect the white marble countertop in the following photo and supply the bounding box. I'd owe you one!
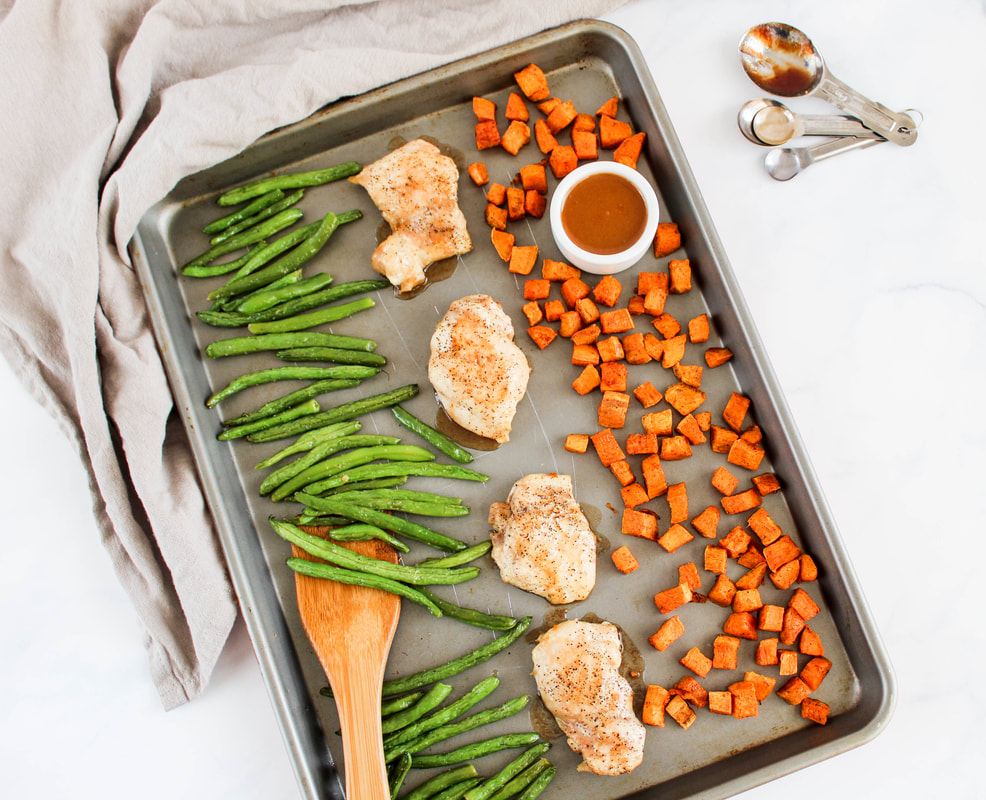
[2,0,983,797]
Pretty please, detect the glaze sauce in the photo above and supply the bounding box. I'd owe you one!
[561,172,647,255]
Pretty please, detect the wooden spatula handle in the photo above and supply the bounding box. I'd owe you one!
[331,665,389,799]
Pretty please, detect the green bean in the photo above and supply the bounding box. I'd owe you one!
[182,208,303,271]
[275,346,387,367]
[259,435,401,496]
[236,272,333,314]
[226,269,305,311]
[316,492,470,518]
[181,242,268,279]
[399,765,478,800]
[389,752,413,799]
[386,696,530,763]
[299,476,409,499]
[218,398,320,440]
[418,542,491,569]
[412,735,544,772]
[210,189,304,245]
[381,617,532,697]
[330,488,463,507]
[513,763,555,800]
[245,384,419,442]
[432,778,483,800]
[217,162,361,206]
[203,189,285,235]
[205,330,376,359]
[208,367,377,409]
[384,676,500,751]
[381,682,453,735]
[223,379,361,427]
[392,406,474,464]
[295,493,467,552]
[207,210,359,301]
[247,297,375,334]
[271,520,478,585]
[320,523,410,553]
[231,221,321,279]
[462,743,550,800]
[286,558,442,616]
[382,693,425,717]
[270,444,433,502]
[486,759,550,800]
[301,460,488,494]
[253,420,362,468]
[415,588,516,631]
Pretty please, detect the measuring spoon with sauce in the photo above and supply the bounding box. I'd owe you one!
[738,22,918,147]
[738,98,883,146]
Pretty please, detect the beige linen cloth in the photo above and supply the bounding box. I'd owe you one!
[0,0,625,708]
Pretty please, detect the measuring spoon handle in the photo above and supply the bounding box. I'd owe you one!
[798,114,884,138]
[814,73,918,146]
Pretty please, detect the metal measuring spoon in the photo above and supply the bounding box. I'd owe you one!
[738,98,883,146]
[738,22,918,146]
[764,136,882,181]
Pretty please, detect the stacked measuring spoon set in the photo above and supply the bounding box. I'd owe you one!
[737,22,921,180]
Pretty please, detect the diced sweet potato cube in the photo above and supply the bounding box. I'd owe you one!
[505,186,526,221]
[758,604,785,632]
[628,294,646,315]
[572,128,598,161]
[653,221,682,257]
[769,560,801,590]
[664,383,707,415]
[542,298,565,323]
[513,63,550,101]
[519,163,547,193]
[642,684,670,726]
[743,671,776,702]
[643,332,665,362]
[490,228,514,261]
[652,312,681,339]
[799,553,819,583]
[500,120,531,155]
[708,573,737,607]
[486,182,507,205]
[546,99,578,133]
[732,588,763,613]
[633,381,662,408]
[660,435,692,461]
[599,361,628,393]
[572,113,596,132]
[752,472,781,495]
[592,275,622,307]
[696,411,712,430]
[723,611,758,640]
[722,392,750,432]
[678,562,701,591]
[672,363,703,388]
[641,454,667,498]
[800,626,825,657]
[558,310,582,339]
[649,615,685,651]
[746,507,782,546]
[527,325,556,350]
[599,308,634,334]
[539,260,577,283]
[625,433,659,455]
[667,482,688,524]
[704,545,728,574]
[614,131,646,169]
[736,562,768,591]
[472,96,497,121]
[622,332,651,365]
[661,334,686,368]
[563,433,589,454]
[521,301,543,327]
[611,544,639,575]
[709,691,733,716]
[641,409,673,437]
[777,676,812,705]
[721,489,762,515]
[590,428,624,466]
[778,649,800,676]
[575,297,600,325]
[596,335,625,363]
[665,695,696,729]
[485,203,507,230]
[570,323,600,346]
[596,96,620,118]
[688,313,710,343]
[720,525,752,558]
[524,189,547,219]
[800,656,832,691]
[571,343,600,366]
[654,582,692,614]
[763,535,802,572]
[657,523,693,553]
[505,91,529,121]
[680,646,713,678]
[548,144,577,178]
[705,346,734,367]
[728,681,759,718]
[711,466,739,496]
[523,278,550,300]
[609,459,635,487]
[571,364,600,395]
[801,697,830,725]
[467,161,489,186]
[710,425,739,454]
[560,277,591,308]
[740,425,763,444]
[537,96,561,116]
[533,118,559,154]
[475,120,501,150]
[691,506,720,539]
[668,258,692,294]
[621,482,649,508]
[598,114,633,149]
[755,637,779,666]
[622,507,658,541]
[780,607,806,646]
[643,283,668,316]
[728,438,766,471]
[509,245,539,276]
[637,271,666,295]
[788,588,820,621]
[712,635,741,670]
[674,676,708,708]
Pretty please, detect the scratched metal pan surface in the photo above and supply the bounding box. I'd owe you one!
[128,19,895,800]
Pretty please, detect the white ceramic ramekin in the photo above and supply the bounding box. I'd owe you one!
[548,160,659,275]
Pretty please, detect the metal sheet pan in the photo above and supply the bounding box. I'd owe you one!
[128,19,895,800]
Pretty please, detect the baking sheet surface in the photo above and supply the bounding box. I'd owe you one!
[130,20,893,800]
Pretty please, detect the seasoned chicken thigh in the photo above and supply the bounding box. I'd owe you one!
[488,473,595,604]
[428,294,529,443]
[350,138,472,293]
[532,619,645,776]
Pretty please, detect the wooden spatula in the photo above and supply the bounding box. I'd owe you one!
[293,530,401,800]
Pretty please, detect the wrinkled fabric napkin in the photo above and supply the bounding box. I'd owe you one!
[0,0,625,709]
